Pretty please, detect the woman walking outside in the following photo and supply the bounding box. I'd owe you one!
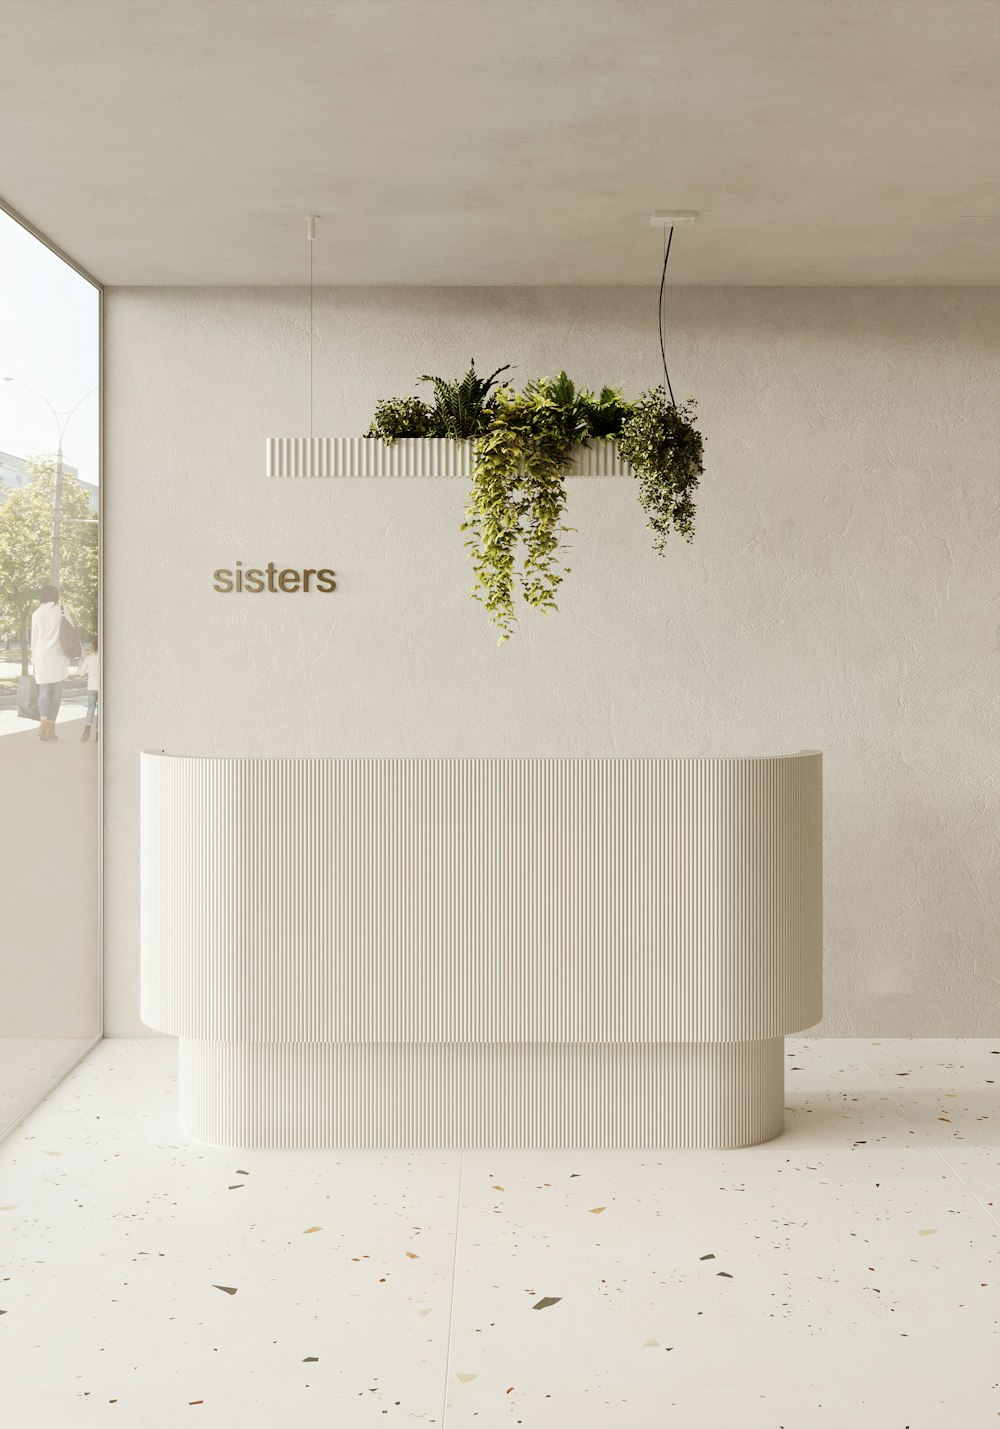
[30,584,74,742]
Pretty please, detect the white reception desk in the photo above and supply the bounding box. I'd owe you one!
[141,753,822,1149]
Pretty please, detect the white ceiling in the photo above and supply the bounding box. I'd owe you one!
[1,0,998,286]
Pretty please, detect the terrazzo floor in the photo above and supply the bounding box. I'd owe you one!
[0,1038,996,1428]
[0,1038,95,1140]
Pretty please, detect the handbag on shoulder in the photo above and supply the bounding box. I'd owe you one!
[59,605,82,661]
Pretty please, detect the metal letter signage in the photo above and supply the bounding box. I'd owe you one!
[212,562,336,593]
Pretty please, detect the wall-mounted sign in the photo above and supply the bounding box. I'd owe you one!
[213,562,336,593]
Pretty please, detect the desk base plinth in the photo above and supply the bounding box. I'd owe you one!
[177,1038,785,1149]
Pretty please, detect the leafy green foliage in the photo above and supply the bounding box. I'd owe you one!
[364,364,705,636]
[578,385,632,439]
[463,376,587,641]
[364,395,438,443]
[419,360,511,440]
[618,389,703,553]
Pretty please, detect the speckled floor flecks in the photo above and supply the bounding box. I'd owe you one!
[0,1038,94,1138]
[0,1038,996,1428]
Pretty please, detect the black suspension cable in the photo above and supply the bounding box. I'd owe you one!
[658,224,676,408]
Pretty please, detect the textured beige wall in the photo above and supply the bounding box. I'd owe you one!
[104,286,1000,1037]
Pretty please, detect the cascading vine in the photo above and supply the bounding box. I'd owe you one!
[365,359,705,640]
[463,378,584,642]
[618,390,703,553]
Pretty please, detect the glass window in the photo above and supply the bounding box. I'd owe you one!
[0,204,101,1135]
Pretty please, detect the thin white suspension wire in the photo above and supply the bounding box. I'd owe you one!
[305,215,319,438]
[309,221,314,438]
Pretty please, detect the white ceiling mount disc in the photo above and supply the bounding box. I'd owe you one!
[650,210,698,226]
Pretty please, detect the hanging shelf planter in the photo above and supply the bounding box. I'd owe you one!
[266,435,634,480]
[266,212,705,640]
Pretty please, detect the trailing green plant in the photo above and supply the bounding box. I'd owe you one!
[364,395,439,443]
[363,364,705,636]
[618,389,703,552]
[463,373,588,641]
[419,359,510,439]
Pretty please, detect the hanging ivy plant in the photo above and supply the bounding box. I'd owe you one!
[364,365,705,639]
[618,389,704,552]
[462,374,589,641]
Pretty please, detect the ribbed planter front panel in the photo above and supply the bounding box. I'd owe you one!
[141,754,822,1045]
[265,436,633,479]
[179,1038,785,1150]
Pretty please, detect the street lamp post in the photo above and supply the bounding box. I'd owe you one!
[1,377,97,586]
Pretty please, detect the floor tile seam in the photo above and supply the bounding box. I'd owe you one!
[0,1033,104,1149]
[850,1042,1000,1230]
[833,1036,904,1087]
[439,1147,464,1428]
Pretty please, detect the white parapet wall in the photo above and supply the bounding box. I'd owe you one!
[141,752,823,1148]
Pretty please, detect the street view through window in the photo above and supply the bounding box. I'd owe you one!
[0,207,101,1132]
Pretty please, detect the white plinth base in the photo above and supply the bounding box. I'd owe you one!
[178,1039,785,1149]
